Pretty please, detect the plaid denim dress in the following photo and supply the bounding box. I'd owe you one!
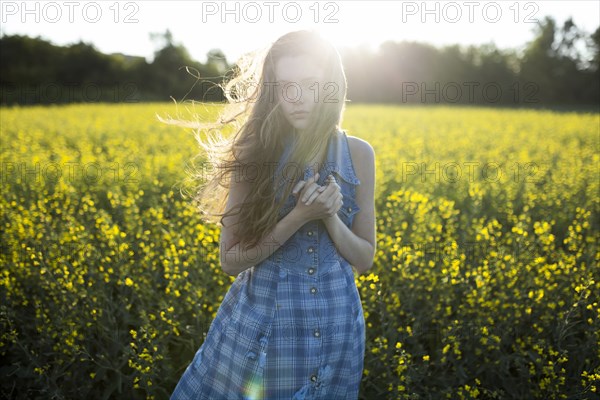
[170,130,366,399]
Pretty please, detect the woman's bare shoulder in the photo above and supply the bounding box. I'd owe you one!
[346,135,375,189]
[346,135,375,166]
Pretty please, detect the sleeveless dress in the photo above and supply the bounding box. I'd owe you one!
[170,129,366,399]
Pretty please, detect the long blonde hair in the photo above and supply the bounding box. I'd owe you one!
[159,30,348,250]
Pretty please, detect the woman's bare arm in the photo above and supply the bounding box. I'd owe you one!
[322,137,376,275]
[219,178,306,276]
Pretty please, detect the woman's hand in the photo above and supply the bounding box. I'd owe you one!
[292,172,343,222]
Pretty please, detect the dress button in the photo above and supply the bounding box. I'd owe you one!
[279,270,287,279]
[307,231,313,236]
[314,329,320,338]
[310,374,317,382]
[347,206,352,212]
[310,287,317,294]
[308,267,315,275]
[307,247,314,253]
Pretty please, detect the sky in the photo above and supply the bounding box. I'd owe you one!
[1,1,599,64]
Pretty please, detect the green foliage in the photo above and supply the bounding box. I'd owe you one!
[2,16,599,106]
[0,32,228,105]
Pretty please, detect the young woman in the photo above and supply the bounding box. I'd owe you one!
[169,29,376,399]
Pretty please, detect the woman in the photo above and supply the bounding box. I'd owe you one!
[169,29,376,399]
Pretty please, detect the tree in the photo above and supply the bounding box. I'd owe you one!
[206,49,228,76]
[589,26,600,72]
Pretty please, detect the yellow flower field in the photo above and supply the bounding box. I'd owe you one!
[1,103,598,399]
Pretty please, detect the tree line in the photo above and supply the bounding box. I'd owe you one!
[1,16,598,107]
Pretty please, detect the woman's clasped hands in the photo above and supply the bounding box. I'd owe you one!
[291,169,343,221]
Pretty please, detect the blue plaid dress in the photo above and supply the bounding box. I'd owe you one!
[171,129,366,399]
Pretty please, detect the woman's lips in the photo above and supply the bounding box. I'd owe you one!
[291,111,308,118]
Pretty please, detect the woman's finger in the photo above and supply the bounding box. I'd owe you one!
[306,180,337,205]
[317,181,336,200]
[292,180,306,195]
[306,186,327,205]
[301,182,321,203]
[294,168,321,193]
[305,186,324,205]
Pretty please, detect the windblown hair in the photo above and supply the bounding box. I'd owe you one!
[158,30,348,250]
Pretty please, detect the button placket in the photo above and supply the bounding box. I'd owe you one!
[306,221,318,276]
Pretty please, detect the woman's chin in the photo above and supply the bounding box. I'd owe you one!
[290,121,310,131]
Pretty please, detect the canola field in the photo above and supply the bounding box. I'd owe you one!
[0,103,598,399]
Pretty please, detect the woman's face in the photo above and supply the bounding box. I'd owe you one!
[274,54,325,132]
